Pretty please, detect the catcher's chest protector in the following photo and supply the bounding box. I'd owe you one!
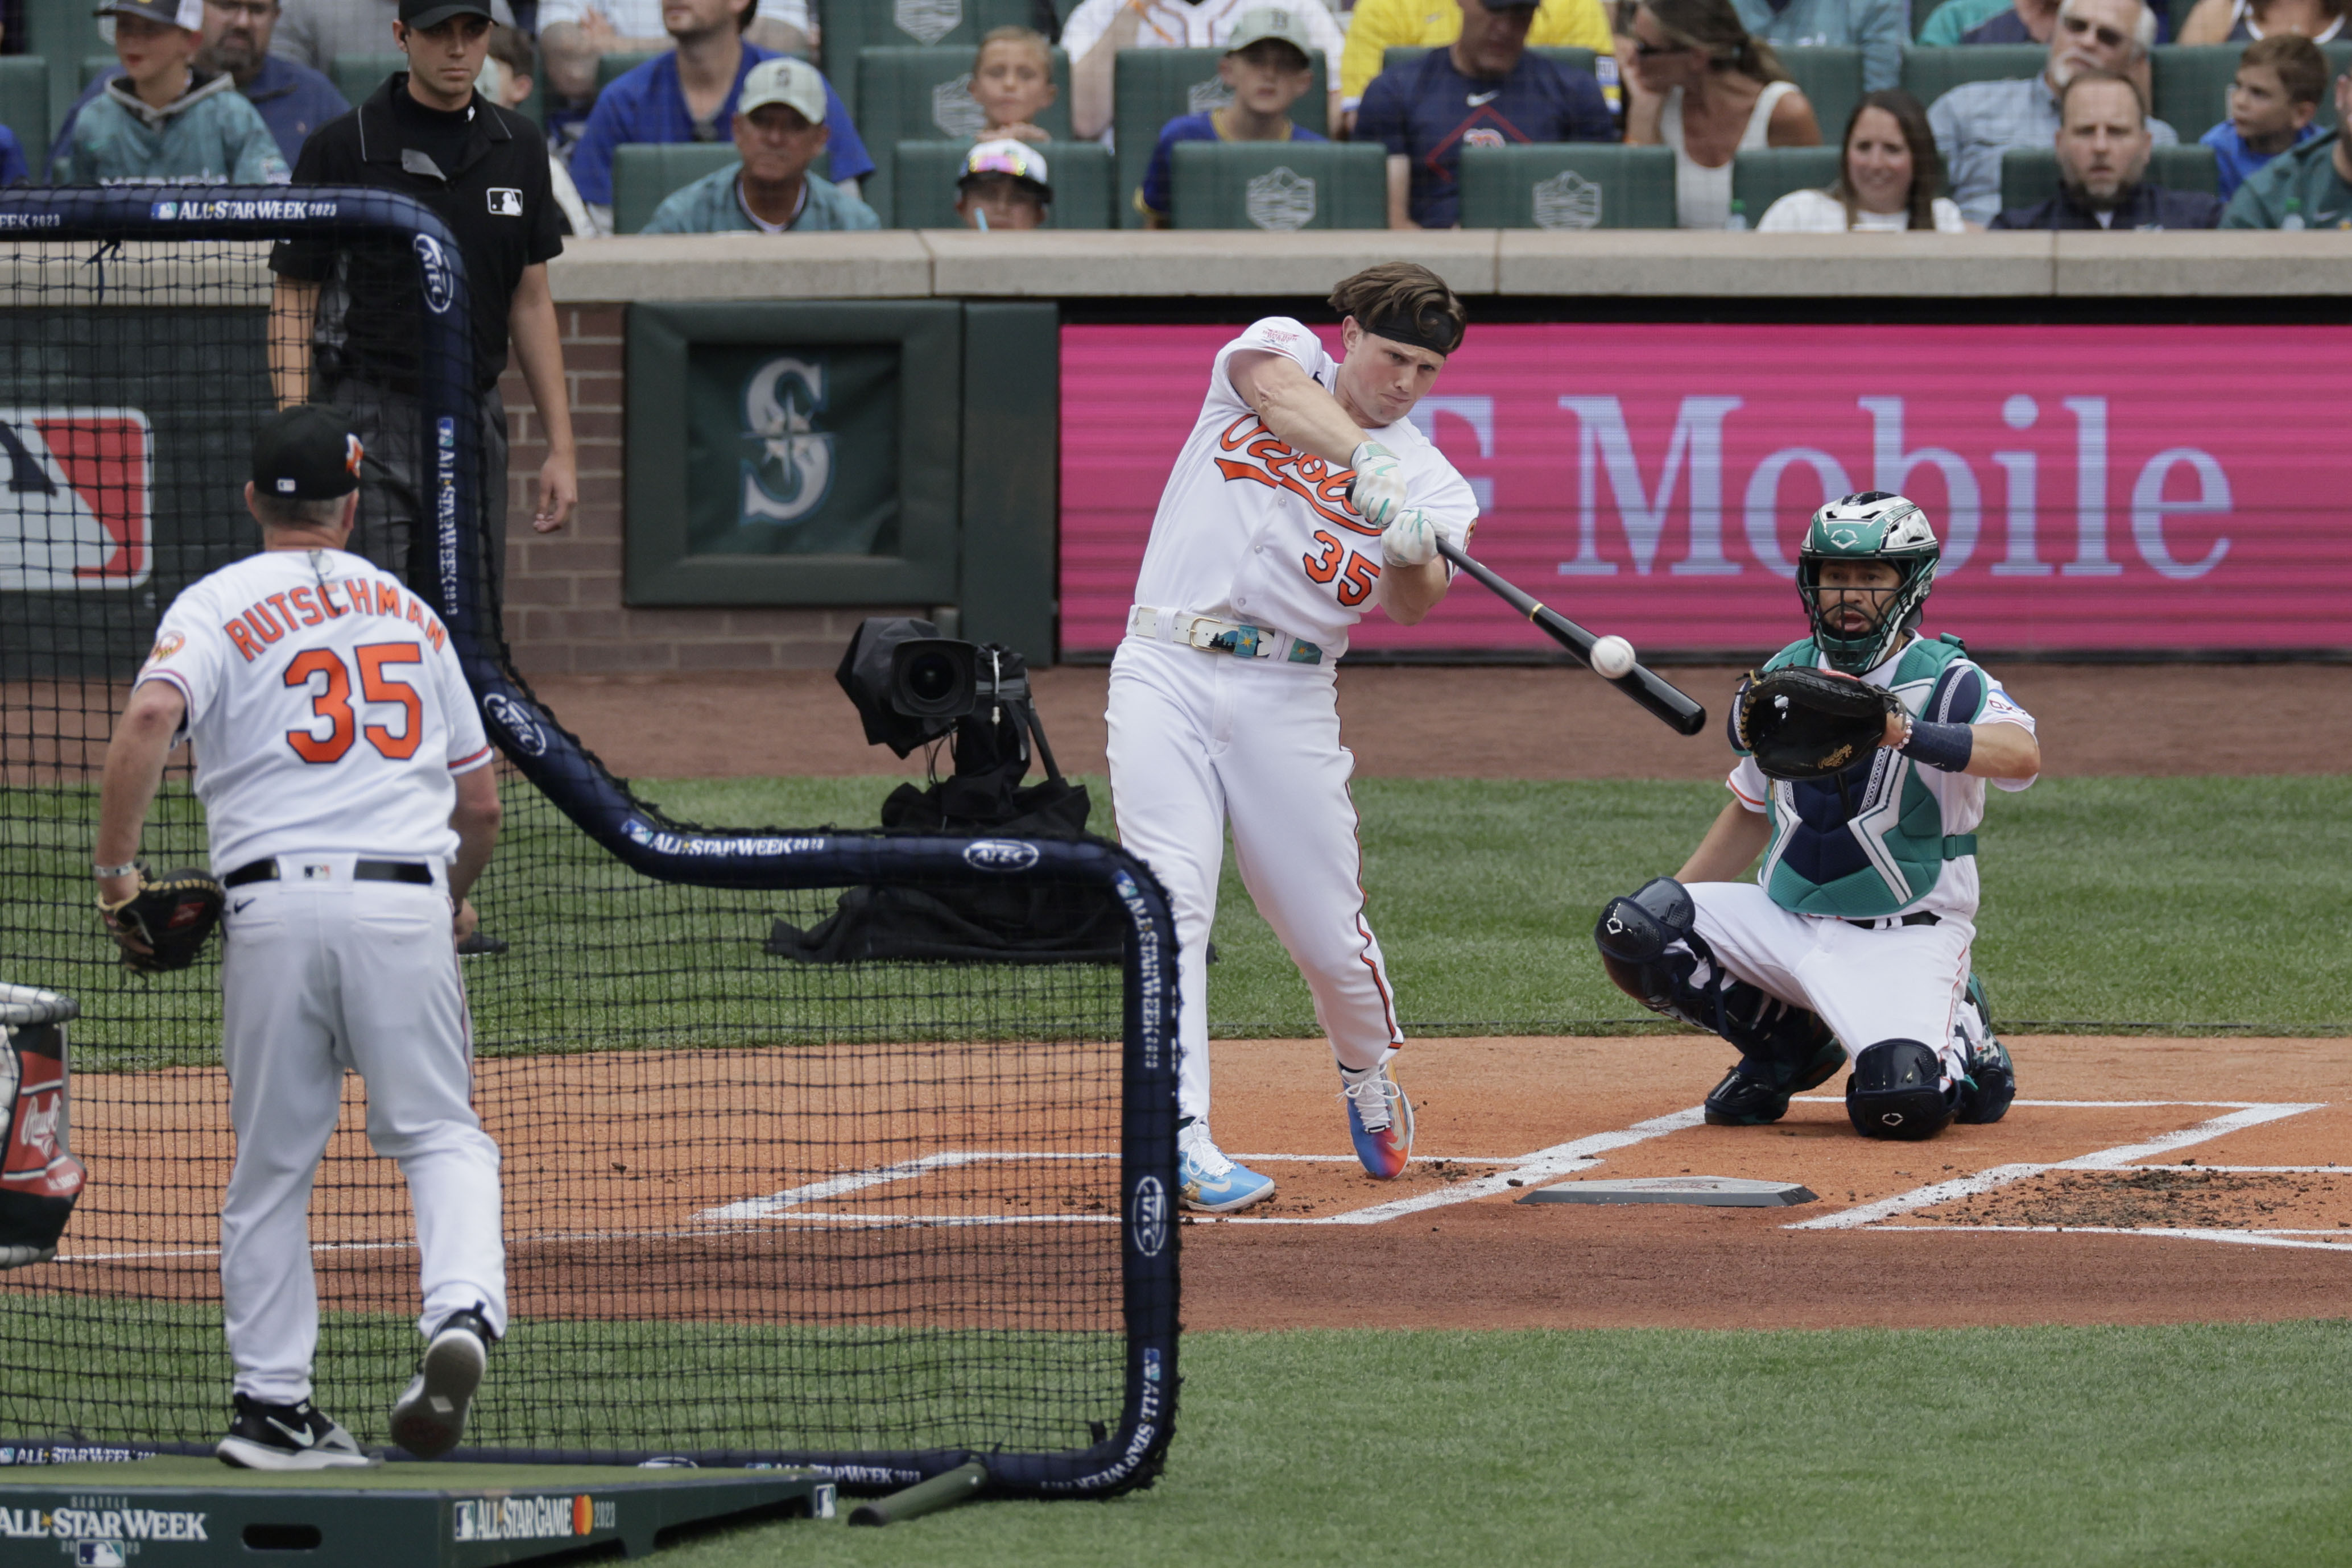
[1754,635,1976,921]
[0,1004,85,1269]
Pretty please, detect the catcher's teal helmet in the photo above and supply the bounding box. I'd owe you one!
[1797,491,1938,674]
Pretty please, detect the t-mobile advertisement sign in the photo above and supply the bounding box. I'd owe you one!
[1060,322,2338,655]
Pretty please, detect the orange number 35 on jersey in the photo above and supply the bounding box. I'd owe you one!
[1303,529,1380,607]
[283,643,425,764]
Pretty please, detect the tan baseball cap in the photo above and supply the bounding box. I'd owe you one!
[737,56,827,125]
[1223,5,1317,58]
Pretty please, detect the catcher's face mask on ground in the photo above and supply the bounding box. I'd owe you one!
[1796,491,1940,673]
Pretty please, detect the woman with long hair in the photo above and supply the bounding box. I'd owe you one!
[1758,89,1971,230]
[1623,0,1821,228]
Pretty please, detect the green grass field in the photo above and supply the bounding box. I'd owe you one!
[658,1324,2352,1567]
[643,774,2352,1035]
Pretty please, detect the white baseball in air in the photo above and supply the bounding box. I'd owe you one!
[1589,635,1636,679]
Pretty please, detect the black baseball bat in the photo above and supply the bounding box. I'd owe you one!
[1435,537,1708,737]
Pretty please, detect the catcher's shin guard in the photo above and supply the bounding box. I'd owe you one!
[0,987,85,1269]
[1595,880,1845,1124]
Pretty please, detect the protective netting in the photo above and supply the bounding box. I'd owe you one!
[0,197,1175,1495]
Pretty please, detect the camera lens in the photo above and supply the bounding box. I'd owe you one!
[906,652,957,704]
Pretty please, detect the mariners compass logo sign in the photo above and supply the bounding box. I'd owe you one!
[0,408,154,591]
[739,356,835,526]
[1246,167,1317,231]
[1532,171,1602,231]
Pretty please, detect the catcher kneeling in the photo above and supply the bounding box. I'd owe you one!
[1594,492,2041,1140]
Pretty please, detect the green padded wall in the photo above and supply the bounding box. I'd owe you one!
[856,45,1071,228]
[892,138,1111,227]
[1114,46,1328,227]
[1167,139,1384,229]
[1454,142,1677,229]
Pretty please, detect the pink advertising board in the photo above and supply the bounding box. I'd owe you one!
[1060,322,2352,656]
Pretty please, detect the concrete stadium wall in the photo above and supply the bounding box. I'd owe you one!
[494,230,2352,677]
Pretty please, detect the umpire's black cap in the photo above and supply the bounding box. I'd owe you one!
[252,406,364,501]
[399,0,494,27]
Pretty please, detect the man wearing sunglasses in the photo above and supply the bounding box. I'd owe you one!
[1928,0,2177,223]
[46,0,344,171]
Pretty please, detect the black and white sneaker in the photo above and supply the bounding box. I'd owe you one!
[389,1306,494,1459]
[217,1394,377,1470]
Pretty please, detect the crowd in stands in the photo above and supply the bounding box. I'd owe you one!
[5,0,2350,230]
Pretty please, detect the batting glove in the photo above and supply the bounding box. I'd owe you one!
[1346,441,1407,529]
[1381,508,1439,567]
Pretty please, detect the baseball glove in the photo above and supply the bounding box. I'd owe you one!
[98,867,225,974]
[1734,667,1902,781]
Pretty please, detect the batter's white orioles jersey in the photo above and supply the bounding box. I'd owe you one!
[1059,0,1349,81]
[1131,317,1479,657]
[134,548,493,874]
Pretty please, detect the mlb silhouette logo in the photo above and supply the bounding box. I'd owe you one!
[487,187,524,216]
[0,408,153,591]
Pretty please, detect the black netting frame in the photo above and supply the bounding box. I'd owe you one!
[0,189,1177,1497]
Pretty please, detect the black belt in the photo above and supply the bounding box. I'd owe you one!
[224,858,434,888]
[1845,911,1940,930]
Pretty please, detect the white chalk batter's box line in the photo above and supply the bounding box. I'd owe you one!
[47,1101,2343,1260]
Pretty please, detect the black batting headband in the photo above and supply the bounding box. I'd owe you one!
[1354,308,1463,359]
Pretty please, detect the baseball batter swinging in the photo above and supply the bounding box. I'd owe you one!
[1107,262,1478,1212]
[1593,493,2041,1140]
[95,407,507,1467]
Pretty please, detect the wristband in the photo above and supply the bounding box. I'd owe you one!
[1900,719,1974,772]
[93,861,137,879]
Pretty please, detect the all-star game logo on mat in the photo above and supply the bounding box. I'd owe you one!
[0,408,154,590]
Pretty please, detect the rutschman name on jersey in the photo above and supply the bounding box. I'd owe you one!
[134,547,493,874]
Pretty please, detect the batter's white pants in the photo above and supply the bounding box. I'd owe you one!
[1685,881,1978,1079]
[1106,638,1402,1126]
[217,858,507,1405]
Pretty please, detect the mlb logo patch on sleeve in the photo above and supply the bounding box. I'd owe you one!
[487,188,524,216]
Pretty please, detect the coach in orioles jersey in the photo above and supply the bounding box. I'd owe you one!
[1593,492,2041,1142]
[95,407,506,1468]
[1107,262,1477,1214]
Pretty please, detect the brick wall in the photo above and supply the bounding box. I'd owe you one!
[495,304,911,678]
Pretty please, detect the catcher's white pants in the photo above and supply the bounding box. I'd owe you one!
[217,857,507,1405]
[1106,638,1401,1127]
[1685,881,1979,1078]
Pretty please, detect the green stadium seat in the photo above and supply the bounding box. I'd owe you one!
[1778,45,1863,143]
[20,0,104,137]
[2325,42,2352,129]
[1995,142,2219,212]
[1454,142,1677,229]
[1732,144,1845,221]
[855,45,1071,229]
[1168,139,1384,229]
[332,52,407,107]
[598,51,668,90]
[610,141,740,232]
[1377,44,1601,78]
[2151,45,2238,137]
[1114,47,1329,228]
[817,0,1037,123]
[82,52,116,88]
[1900,43,2045,108]
[0,57,49,154]
[1913,0,1943,36]
[891,137,1111,227]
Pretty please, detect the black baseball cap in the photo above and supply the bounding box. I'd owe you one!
[399,0,494,27]
[252,406,364,501]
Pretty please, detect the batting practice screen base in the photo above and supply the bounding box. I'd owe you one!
[0,192,1178,1497]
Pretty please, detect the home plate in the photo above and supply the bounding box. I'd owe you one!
[1518,1176,1817,1207]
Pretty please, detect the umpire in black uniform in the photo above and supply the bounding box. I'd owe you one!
[267,0,576,597]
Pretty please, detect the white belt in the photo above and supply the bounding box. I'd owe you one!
[1127,606,1324,665]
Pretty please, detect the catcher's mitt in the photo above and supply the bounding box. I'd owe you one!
[1734,667,1902,781]
[98,867,225,974]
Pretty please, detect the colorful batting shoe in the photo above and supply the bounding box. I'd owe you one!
[1340,1056,1413,1180]
[1176,1124,1275,1214]
[216,1393,377,1470]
